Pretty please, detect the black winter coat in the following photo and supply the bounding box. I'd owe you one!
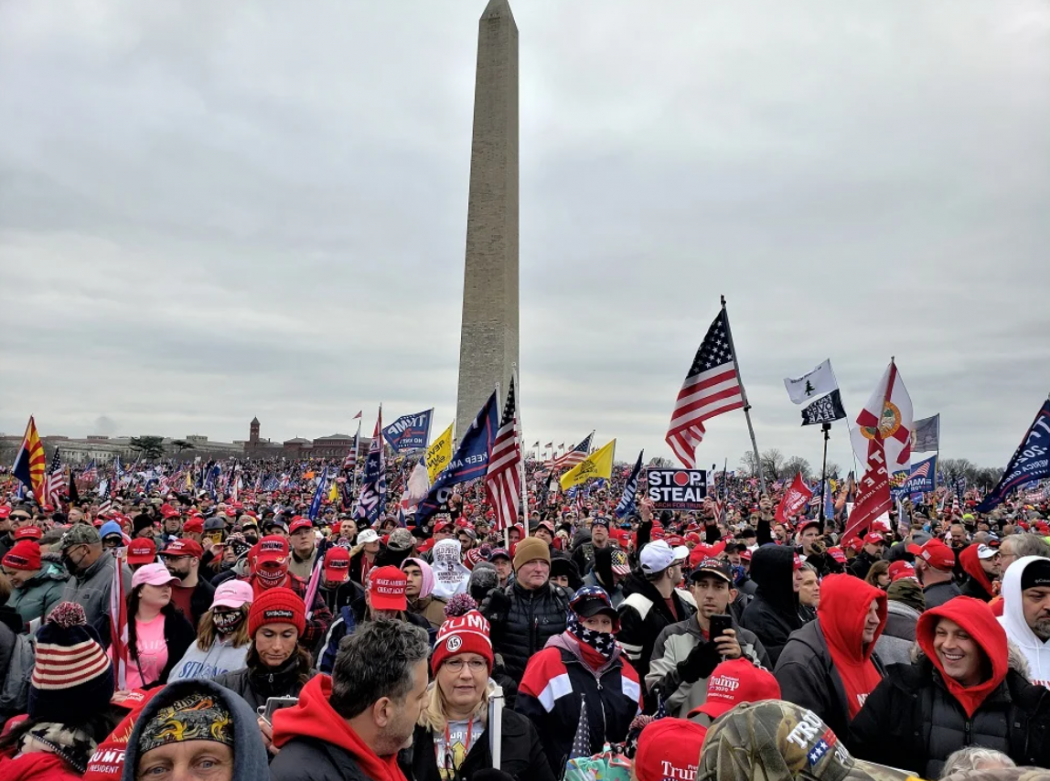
[132,609,196,688]
[482,581,571,681]
[211,657,316,713]
[268,736,373,781]
[617,575,697,682]
[848,550,880,581]
[187,577,216,629]
[740,546,803,666]
[774,617,885,743]
[849,658,1050,778]
[400,709,556,781]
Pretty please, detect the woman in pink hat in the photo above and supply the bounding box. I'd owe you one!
[119,563,195,690]
[169,579,254,682]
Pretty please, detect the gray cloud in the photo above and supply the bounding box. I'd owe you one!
[2,0,1049,474]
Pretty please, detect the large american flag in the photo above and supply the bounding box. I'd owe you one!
[666,309,744,468]
[45,448,67,507]
[549,433,593,471]
[485,378,522,531]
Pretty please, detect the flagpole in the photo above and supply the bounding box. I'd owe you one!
[721,295,766,495]
[512,366,530,534]
[818,422,831,525]
[351,416,363,501]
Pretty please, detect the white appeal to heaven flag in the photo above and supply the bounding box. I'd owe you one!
[783,359,839,404]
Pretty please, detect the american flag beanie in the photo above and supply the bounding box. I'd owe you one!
[29,602,115,722]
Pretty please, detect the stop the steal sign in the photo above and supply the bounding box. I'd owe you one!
[647,469,708,510]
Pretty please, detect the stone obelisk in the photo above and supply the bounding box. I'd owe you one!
[455,0,519,438]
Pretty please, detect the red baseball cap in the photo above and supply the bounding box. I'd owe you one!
[792,552,804,571]
[689,657,782,720]
[368,565,407,611]
[160,507,180,519]
[182,517,204,535]
[257,535,289,565]
[13,525,43,542]
[126,538,157,566]
[827,546,847,564]
[888,561,917,582]
[159,538,203,559]
[907,539,956,571]
[863,532,885,545]
[288,516,314,535]
[0,507,10,519]
[323,547,351,583]
[634,716,708,781]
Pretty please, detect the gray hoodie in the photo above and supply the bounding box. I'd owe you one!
[120,678,269,781]
[999,555,1050,688]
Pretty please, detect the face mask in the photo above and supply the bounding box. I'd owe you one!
[61,549,83,575]
[213,610,245,634]
[567,613,617,660]
[257,564,287,588]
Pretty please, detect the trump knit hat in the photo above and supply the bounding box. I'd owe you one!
[2,540,41,571]
[431,603,494,674]
[30,602,114,723]
[248,587,306,638]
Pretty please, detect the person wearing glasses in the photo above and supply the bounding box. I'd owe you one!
[402,597,555,781]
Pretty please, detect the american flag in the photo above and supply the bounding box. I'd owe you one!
[909,461,932,481]
[549,433,593,470]
[568,694,593,760]
[98,478,113,516]
[45,448,67,507]
[666,308,744,468]
[544,441,553,449]
[108,549,129,688]
[81,459,98,485]
[342,433,359,470]
[485,378,522,532]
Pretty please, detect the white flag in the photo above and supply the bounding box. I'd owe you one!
[850,361,914,471]
[783,359,839,404]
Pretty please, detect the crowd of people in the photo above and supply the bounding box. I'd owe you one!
[1,457,1050,781]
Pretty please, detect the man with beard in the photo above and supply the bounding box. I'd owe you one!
[159,537,215,628]
[1000,556,1050,688]
[572,516,612,577]
[53,524,132,646]
[797,520,842,576]
[247,535,332,651]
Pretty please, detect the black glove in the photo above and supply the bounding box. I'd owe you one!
[676,640,721,684]
[482,588,511,621]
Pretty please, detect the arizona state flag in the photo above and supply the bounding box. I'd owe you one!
[12,415,47,500]
[560,439,616,491]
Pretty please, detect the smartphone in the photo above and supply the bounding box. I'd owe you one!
[709,614,733,644]
[257,696,299,725]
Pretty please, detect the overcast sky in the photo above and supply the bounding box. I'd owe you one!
[2,0,1049,474]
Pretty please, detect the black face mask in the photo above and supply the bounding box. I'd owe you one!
[61,548,84,575]
[212,610,245,634]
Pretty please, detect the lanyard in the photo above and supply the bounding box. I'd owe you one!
[437,720,474,777]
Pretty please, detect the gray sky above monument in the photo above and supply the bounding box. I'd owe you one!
[1,0,1047,474]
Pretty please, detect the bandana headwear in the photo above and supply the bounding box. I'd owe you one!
[138,693,233,755]
[212,610,245,634]
[567,612,617,660]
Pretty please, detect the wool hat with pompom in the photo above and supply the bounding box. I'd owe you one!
[431,594,494,674]
[30,601,115,722]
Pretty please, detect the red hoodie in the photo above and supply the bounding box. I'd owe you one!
[272,674,409,781]
[916,596,1008,718]
[817,574,887,717]
[958,545,995,599]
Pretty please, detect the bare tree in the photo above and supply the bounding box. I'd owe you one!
[761,449,786,481]
[783,456,813,482]
[648,456,674,468]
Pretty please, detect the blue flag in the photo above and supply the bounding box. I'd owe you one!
[978,400,1050,512]
[355,412,387,526]
[823,480,835,520]
[382,409,434,453]
[615,450,644,518]
[309,467,328,521]
[416,391,499,525]
[905,454,937,494]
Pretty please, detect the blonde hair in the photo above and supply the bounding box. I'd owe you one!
[418,679,494,732]
[195,604,252,651]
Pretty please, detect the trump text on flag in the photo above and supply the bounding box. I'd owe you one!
[647,469,708,510]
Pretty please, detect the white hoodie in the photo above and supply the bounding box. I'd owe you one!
[430,538,470,600]
[999,555,1050,688]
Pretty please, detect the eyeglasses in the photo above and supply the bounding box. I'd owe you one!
[443,659,488,672]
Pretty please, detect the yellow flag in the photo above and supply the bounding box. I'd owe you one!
[560,439,616,491]
[426,423,454,484]
[328,479,339,504]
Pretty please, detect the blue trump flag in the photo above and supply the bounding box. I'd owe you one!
[415,391,499,525]
[355,412,387,526]
[309,466,329,521]
[382,409,434,453]
[615,450,644,518]
[979,400,1050,512]
[906,454,937,494]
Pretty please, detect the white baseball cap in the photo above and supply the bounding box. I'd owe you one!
[357,529,380,545]
[640,540,688,576]
[977,544,999,560]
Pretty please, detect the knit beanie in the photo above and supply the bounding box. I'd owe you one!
[431,595,494,674]
[2,539,41,571]
[248,587,306,638]
[29,602,115,722]
[512,536,550,572]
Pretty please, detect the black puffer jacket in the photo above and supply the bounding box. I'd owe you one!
[211,656,316,713]
[739,545,803,666]
[849,655,1050,778]
[482,580,571,681]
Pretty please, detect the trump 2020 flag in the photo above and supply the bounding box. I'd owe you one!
[615,450,644,519]
[354,409,386,525]
[382,409,434,453]
[416,391,499,525]
[309,466,329,521]
[912,414,940,453]
[978,400,1050,512]
[801,389,847,426]
[784,359,839,404]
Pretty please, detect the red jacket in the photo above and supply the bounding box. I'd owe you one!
[0,752,80,781]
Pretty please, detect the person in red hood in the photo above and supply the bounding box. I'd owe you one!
[269,620,430,781]
[773,573,887,742]
[959,543,1000,602]
[850,596,1050,778]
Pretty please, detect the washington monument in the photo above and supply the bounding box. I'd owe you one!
[455,0,519,436]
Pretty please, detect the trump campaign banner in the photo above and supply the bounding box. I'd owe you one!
[382,409,434,453]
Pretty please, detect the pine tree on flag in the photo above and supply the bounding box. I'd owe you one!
[485,378,522,532]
